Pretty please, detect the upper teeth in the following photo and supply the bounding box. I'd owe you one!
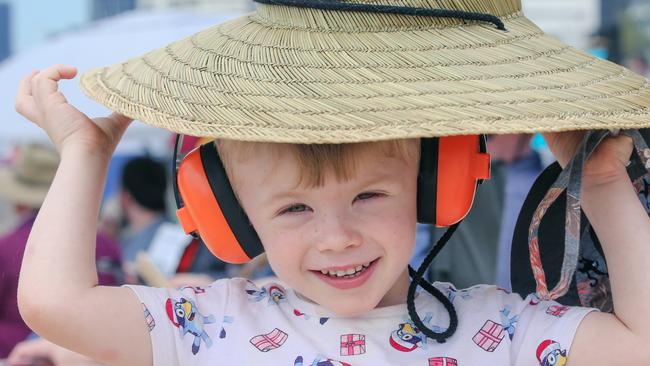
[320,262,371,277]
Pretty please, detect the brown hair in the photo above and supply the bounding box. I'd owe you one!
[216,139,419,188]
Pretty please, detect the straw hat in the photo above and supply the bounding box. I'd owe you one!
[80,0,650,143]
[0,144,59,207]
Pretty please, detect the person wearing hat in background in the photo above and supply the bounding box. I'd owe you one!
[116,156,173,284]
[10,0,650,365]
[0,143,123,360]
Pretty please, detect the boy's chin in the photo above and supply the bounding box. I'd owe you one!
[317,294,382,317]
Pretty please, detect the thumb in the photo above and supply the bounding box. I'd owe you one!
[108,112,133,127]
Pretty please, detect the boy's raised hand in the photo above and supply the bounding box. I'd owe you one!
[15,64,132,155]
[14,64,152,366]
[542,130,634,187]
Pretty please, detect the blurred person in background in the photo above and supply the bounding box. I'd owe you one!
[117,155,242,287]
[626,55,649,79]
[8,337,106,366]
[0,143,122,359]
[117,156,169,269]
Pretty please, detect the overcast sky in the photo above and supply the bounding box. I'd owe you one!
[1,0,89,53]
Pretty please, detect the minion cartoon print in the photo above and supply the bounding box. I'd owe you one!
[165,297,216,355]
[536,339,567,366]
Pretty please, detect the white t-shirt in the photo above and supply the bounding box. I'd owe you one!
[126,278,595,366]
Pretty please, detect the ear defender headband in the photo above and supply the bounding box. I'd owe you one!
[172,135,490,263]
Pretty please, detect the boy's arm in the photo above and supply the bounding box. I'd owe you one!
[567,174,650,365]
[15,65,152,366]
[544,133,650,365]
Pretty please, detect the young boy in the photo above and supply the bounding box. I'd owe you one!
[12,0,650,365]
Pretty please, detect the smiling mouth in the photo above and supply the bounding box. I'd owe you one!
[314,259,378,279]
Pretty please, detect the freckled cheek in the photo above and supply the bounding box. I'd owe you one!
[260,229,309,275]
[373,210,416,249]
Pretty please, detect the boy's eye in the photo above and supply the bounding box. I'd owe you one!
[355,192,383,201]
[280,204,310,215]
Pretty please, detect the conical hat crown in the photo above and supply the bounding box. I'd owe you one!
[80,0,650,143]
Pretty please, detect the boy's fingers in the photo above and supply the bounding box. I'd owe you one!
[31,64,77,107]
[108,112,133,126]
[15,71,40,122]
[18,70,38,96]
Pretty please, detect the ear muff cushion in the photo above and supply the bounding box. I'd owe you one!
[417,138,439,224]
[176,148,251,263]
[437,136,489,226]
[418,135,490,227]
[198,144,264,262]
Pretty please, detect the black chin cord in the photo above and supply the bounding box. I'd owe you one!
[407,222,460,343]
[253,0,507,31]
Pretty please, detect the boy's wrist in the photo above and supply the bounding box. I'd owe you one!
[60,142,114,163]
[581,170,634,213]
[581,165,630,192]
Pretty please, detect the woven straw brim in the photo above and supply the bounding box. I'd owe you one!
[80,9,650,143]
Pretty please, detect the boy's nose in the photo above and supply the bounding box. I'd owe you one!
[314,212,363,252]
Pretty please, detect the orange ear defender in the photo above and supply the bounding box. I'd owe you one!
[173,135,490,263]
[417,135,491,227]
[173,138,263,264]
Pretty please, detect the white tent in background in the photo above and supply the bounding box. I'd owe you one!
[0,9,241,155]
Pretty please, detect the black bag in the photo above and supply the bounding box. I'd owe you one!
[510,129,650,312]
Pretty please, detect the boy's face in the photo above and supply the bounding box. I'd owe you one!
[229,143,418,316]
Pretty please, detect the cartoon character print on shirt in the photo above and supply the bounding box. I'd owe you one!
[142,303,155,332]
[545,305,569,317]
[445,284,473,304]
[219,315,234,339]
[499,306,519,341]
[529,293,541,306]
[165,297,216,355]
[246,284,287,305]
[428,357,458,366]
[536,339,567,366]
[389,312,445,352]
[293,308,330,325]
[250,328,288,352]
[339,334,365,356]
[294,355,351,366]
[472,319,507,352]
[179,285,206,294]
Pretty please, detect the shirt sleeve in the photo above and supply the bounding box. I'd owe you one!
[124,279,231,366]
[508,293,597,366]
